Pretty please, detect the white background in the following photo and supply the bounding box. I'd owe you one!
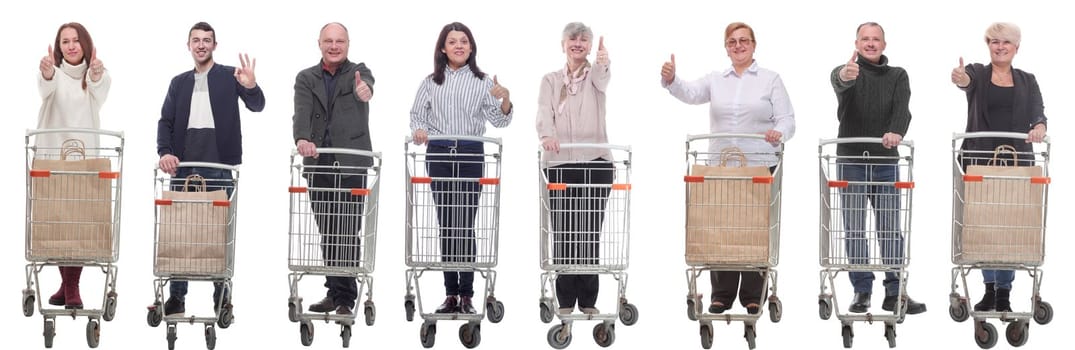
[1,0,1071,349]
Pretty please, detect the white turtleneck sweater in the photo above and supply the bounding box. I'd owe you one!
[35,60,111,157]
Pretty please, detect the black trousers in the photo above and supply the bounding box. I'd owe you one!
[427,142,484,297]
[308,154,366,308]
[546,159,613,309]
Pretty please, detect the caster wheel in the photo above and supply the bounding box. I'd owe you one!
[950,299,970,322]
[975,321,998,349]
[205,325,217,350]
[404,299,415,322]
[699,323,713,350]
[217,307,233,329]
[459,323,481,349]
[841,325,853,349]
[103,294,118,322]
[288,299,301,323]
[1034,301,1053,325]
[619,303,639,326]
[23,291,36,317]
[539,302,554,324]
[44,319,56,348]
[547,324,572,349]
[885,324,897,348]
[819,298,833,320]
[87,319,101,348]
[166,325,178,350]
[1005,321,1029,347]
[299,322,314,346]
[769,298,783,323]
[744,324,757,349]
[364,304,376,326]
[487,300,505,323]
[593,323,615,348]
[686,298,697,321]
[341,325,352,348]
[420,322,437,348]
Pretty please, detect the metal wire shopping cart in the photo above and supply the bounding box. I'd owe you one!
[145,162,238,350]
[537,143,637,349]
[946,132,1053,348]
[817,137,915,348]
[24,128,124,348]
[286,148,381,347]
[682,134,783,350]
[403,135,505,349]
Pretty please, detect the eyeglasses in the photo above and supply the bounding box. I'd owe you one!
[725,38,753,47]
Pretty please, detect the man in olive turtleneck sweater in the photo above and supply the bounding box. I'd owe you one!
[829,22,926,316]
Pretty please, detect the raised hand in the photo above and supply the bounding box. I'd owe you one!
[951,57,970,87]
[233,53,257,89]
[89,47,105,82]
[840,51,860,82]
[40,45,56,80]
[490,75,509,101]
[355,71,372,102]
[595,36,609,66]
[661,54,676,85]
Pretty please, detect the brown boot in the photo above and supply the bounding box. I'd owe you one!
[48,267,66,306]
[64,266,83,309]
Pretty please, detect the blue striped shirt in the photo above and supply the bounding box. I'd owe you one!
[409,64,512,136]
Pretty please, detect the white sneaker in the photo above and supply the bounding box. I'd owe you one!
[580,307,600,315]
[558,307,573,315]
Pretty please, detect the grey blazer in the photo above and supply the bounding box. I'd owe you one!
[293,60,375,170]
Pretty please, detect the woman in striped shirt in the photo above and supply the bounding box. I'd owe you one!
[409,21,512,315]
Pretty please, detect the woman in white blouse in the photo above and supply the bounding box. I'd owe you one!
[36,22,111,310]
[660,22,794,315]
[409,21,512,315]
[536,22,612,315]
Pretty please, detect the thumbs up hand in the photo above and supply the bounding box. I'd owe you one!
[661,53,676,85]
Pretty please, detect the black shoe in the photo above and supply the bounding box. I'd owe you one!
[995,288,1012,312]
[308,297,336,313]
[163,297,185,316]
[849,293,871,313]
[459,296,476,314]
[882,295,927,314]
[335,305,353,316]
[435,296,458,314]
[708,301,730,314]
[745,303,761,315]
[974,282,996,312]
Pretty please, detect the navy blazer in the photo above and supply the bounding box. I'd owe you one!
[157,63,265,165]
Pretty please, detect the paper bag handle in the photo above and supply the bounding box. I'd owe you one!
[988,145,1019,167]
[60,139,86,160]
[182,174,209,193]
[719,147,747,168]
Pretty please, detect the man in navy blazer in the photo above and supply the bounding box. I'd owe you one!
[156,21,265,317]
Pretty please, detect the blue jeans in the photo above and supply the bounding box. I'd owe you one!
[838,163,903,296]
[427,141,484,297]
[983,270,1015,290]
[168,167,233,303]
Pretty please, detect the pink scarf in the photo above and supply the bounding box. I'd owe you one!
[557,61,590,115]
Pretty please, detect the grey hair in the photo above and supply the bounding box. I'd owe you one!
[985,22,1021,47]
[562,22,592,40]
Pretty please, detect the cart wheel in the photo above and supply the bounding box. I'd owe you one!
[288,300,301,323]
[205,325,217,350]
[23,290,35,317]
[619,303,639,326]
[420,321,437,349]
[699,323,713,350]
[299,322,314,347]
[148,305,163,327]
[539,302,554,324]
[769,298,783,323]
[884,324,896,348]
[341,325,352,348]
[686,299,697,320]
[404,300,415,322]
[217,307,234,329]
[744,324,757,349]
[43,319,55,348]
[975,321,998,349]
[841,324,853,349]
[819,299,833,320]
[103,295,117,321]
[1005,321,1029,347]
[547,324,572,349]
[593,323,615,348]
[949,299,970,322]
[487,300,505,323]
[1033,301,1053,325]
[364,304,376,326]
[459,323,481,349]
[86,319,101,348]
[166,325,178,350]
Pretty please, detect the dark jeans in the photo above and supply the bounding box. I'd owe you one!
[168,167,233,303]
[838,162,902,296]
[427,141,484,297]
[307,154,367,308]
[711,165,776,306]
[546,159,613,309]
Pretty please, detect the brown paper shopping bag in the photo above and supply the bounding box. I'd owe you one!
[685,148,772,265]
[29,139,114,261]
[155,175,229,275]
[960,145,1045,264]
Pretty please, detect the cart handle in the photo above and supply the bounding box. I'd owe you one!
[168,162,239,172]
[687,133,771,142]
[539,143,631,152]
[291,147,382,159]
[818,137,914,147]
[952,131,1050,143]
[27,128,124,138]
[404,134,502,145]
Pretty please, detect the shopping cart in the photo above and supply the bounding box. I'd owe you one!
[817,137,914,348]
[24,128,124,348]
[286,148,381,347]
[145,162,238,350]
[403,135,505,349]
[682,134,783,350]
[537,143,636,349]
[946,132,1053,348]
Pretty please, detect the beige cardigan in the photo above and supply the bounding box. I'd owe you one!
[535,61,611,164]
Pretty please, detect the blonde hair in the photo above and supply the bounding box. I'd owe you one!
[985,22,1021,46]
[724,22,756,44]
